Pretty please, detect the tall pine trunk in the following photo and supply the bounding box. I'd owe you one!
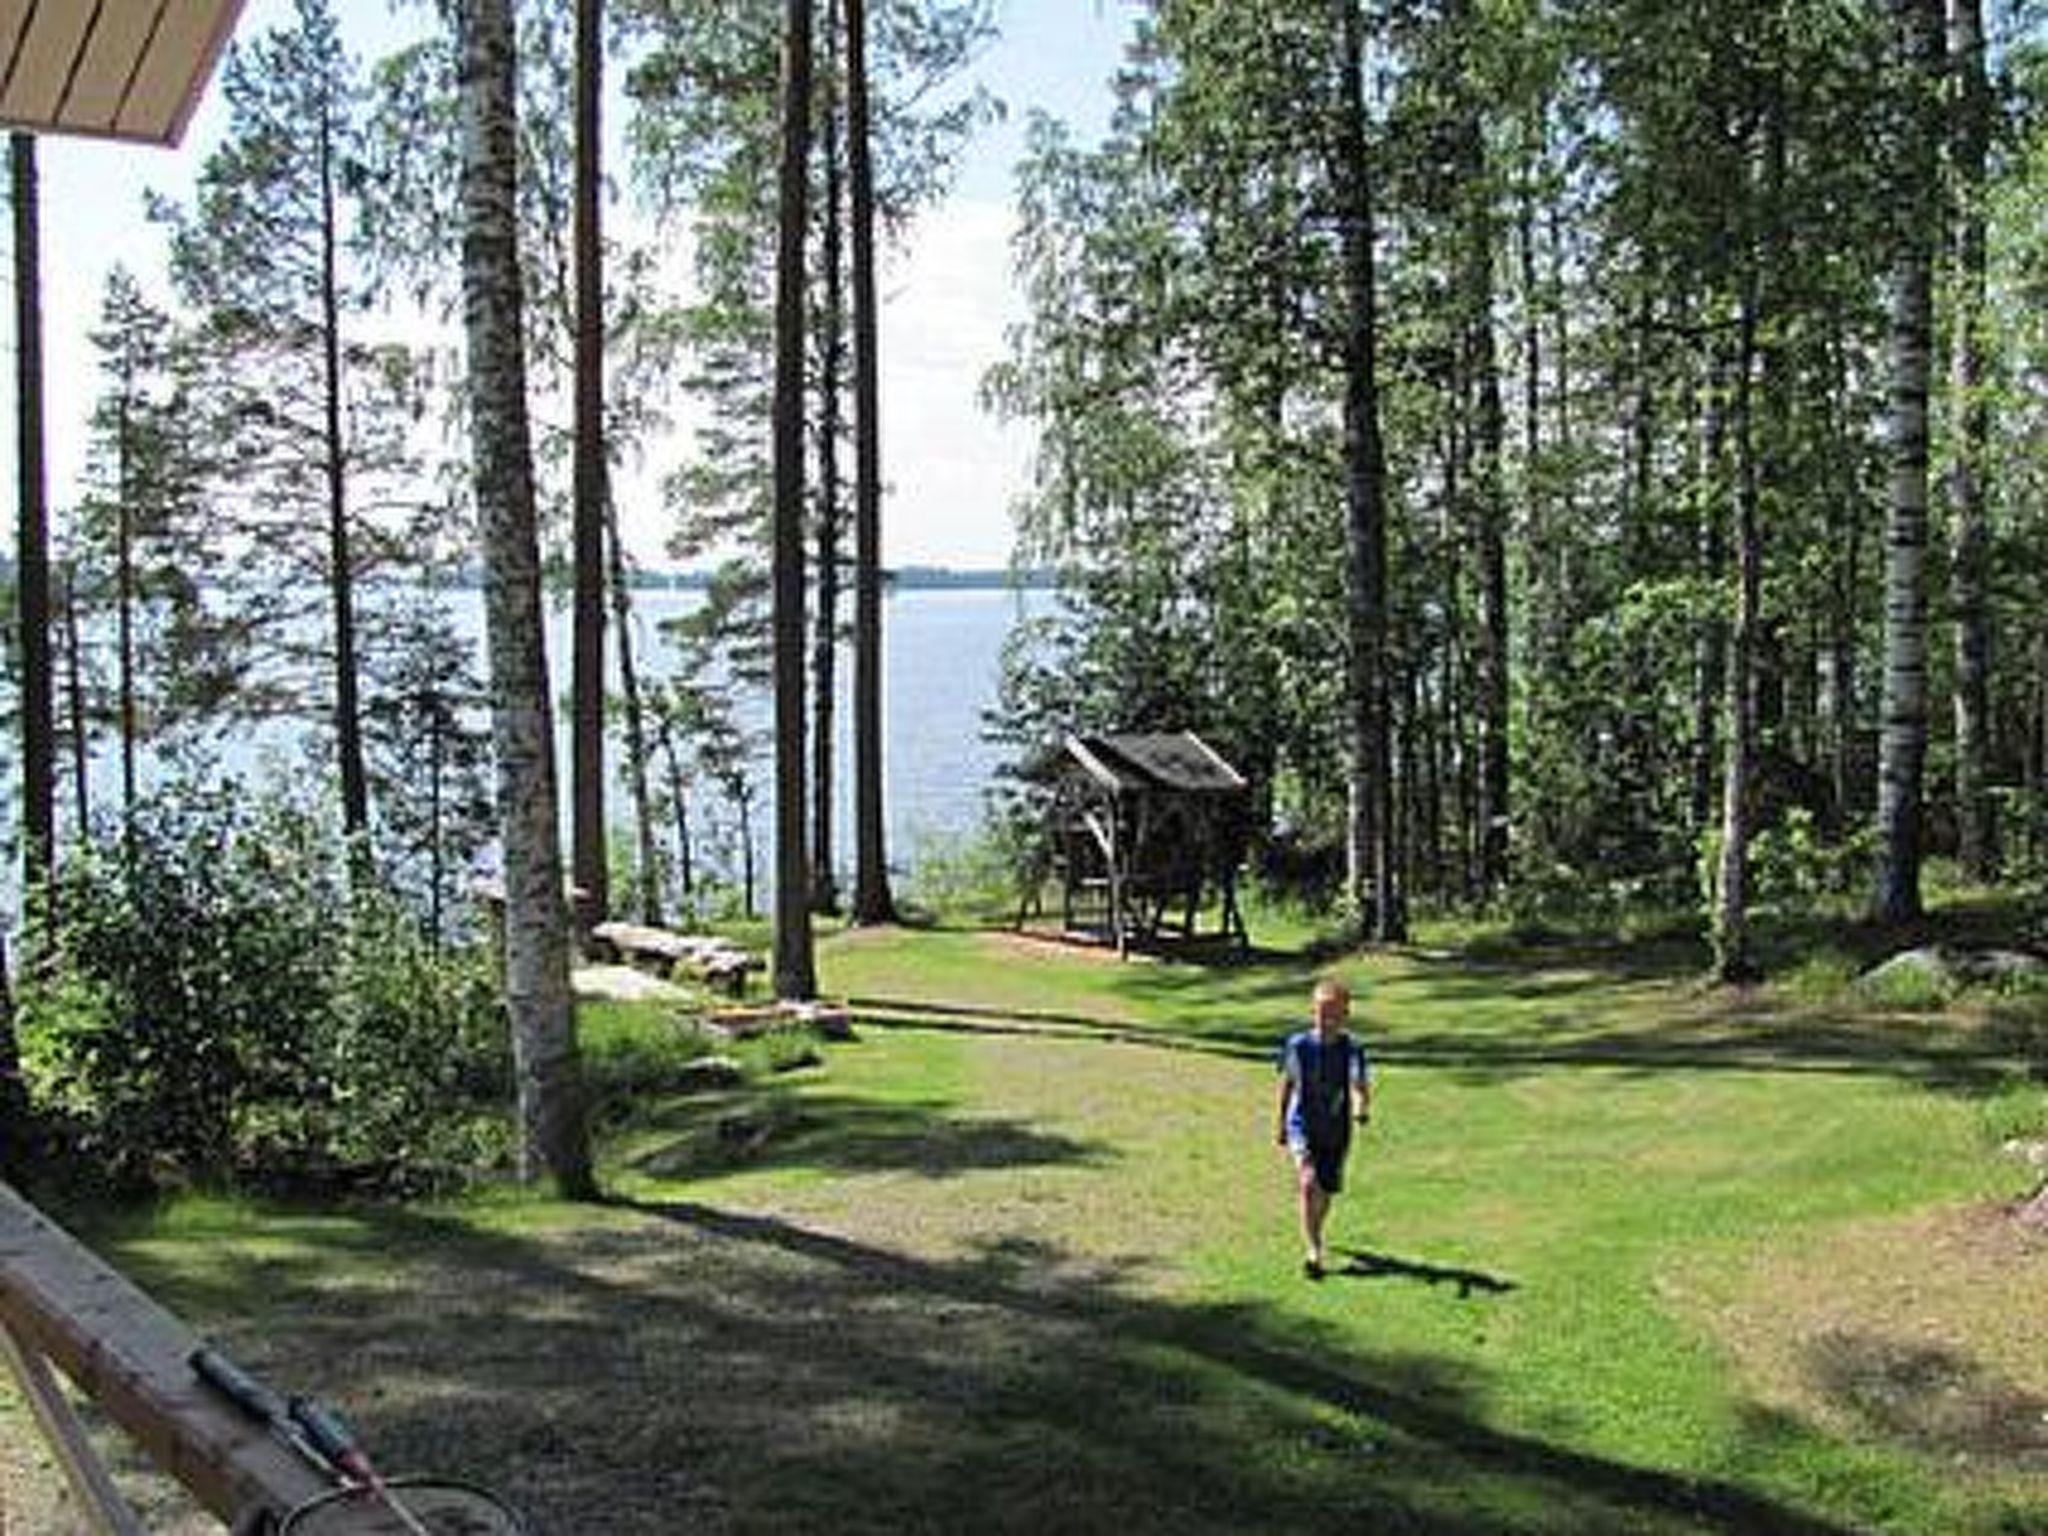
[1438,420,1468,898]
[460,0,595,1198]
[654,708,695,903]
[317,105,369,852]
[1624,290,1657,574]
[1822,326,1861,829]
[606,496,662,924]
[427,699,447,946]
[1454,46,1509,904]
[812,0,846,917]
[571,0,611,932]
[1949,0,1993,881]
[0,249,21,1146]
[116,394,139,853]
[60,566,89,843]
[1713,293,1762,984]
[1875,0,1942,925]
[1336,0,1400,941]
[739,783,759,920]
[772,0,820,998]
[1713,87,1786,984]
[1516,144,1562,759]
[13,132,54,915]
[1691,349,1729,838]
[1546,206,1574,530]
[849,0,896,925]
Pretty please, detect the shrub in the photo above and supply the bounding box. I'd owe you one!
[904,823,1032,923]
[1976,1080,2048,1148]
[578,999,720,1124]
[1783,950,1862,1003]
[18,780,510,1196]
[749,1023,827,1076]
[1983,984,2048,1066]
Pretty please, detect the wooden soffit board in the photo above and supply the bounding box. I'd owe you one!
[0,0,246,147]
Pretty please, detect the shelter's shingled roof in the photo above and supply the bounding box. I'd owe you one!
[1064,732,1246,795]
[0,0,245,146]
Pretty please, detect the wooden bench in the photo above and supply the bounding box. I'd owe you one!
[1,1182,333,1531]
[589,921,765,998]
[2,1184,528,1532]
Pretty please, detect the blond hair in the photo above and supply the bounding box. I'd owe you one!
[1312,975,1351,1006]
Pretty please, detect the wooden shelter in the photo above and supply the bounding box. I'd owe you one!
[1042,730,1250,955]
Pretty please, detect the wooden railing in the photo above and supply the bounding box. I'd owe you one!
[0,1182,331,1532]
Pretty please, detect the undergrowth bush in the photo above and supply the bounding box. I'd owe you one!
[574,999,831,1135]
[1984,984,2048,1068]
[903,823,1031,923]
[1781,950,1863,1002]
[18,781,510,1197]
[1750,812,1871,905]
[578,999,719,1122]
[1977,1080,2048,1147]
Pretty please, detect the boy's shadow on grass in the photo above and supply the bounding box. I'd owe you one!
[1338,1248,1519,1299]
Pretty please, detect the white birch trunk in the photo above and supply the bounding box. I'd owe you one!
[459,0,595,1196]
[1875,0,1941,925]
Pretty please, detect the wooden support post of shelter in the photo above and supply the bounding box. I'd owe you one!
[1039,731,1252,956]
[0,1181,335,1531]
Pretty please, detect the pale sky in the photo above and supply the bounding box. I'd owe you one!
[11,0,1135,571]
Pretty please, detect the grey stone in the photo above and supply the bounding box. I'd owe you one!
[673,1056,745,1092]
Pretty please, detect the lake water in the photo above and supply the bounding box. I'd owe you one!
[36,584,1055,915]
[524,582,1057,890]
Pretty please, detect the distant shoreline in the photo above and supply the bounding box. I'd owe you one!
[337,564,1060,593]
[618,565,1060,593]
[0,558,1062,597]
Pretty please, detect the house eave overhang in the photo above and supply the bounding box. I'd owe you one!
[0,0,246,148]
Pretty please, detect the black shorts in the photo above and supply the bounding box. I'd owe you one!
[1294,1136,1351,1195]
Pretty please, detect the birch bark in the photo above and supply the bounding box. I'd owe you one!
[460,0,596,1195]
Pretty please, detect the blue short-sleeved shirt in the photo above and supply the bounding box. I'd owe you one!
[1279,1029,1371,1150]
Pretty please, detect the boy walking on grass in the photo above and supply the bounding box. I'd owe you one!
[1276,976,1373,1279]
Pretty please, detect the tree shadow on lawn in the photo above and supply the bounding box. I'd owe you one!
[1370,1010,2024,1094]
[838,945,1323,1062]
[1443,928,1713,984]
[1446,894,2042,984]
[106,1197,1870,1536]
[620,1086,1114,1183]
[1754,896,2045,976]
[844,995,1279,1065]
[1089,932,2027,1097]
[850,969,2024,1100]
[1102,937,1709,1039]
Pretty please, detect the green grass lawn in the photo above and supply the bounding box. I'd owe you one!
[6,911,2045,1534]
